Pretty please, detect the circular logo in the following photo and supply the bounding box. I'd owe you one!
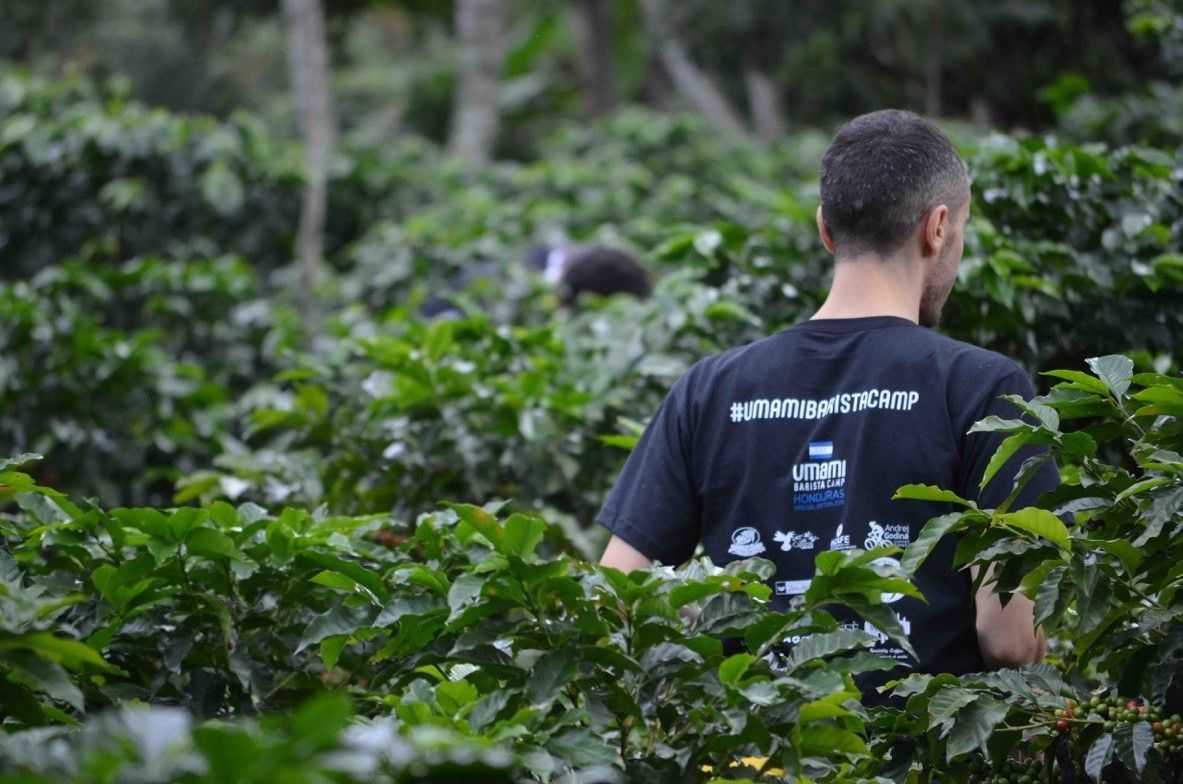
[870,556,905,603]
[733,527,759,546]
[728,527,766,557]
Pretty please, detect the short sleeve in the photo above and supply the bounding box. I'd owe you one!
[956,368,1060,509]
[595,374,701,565]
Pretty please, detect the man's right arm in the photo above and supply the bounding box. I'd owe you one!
[595,371,702,570]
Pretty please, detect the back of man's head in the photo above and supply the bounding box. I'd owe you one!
[819,110,969,258]
[559,246,652,306]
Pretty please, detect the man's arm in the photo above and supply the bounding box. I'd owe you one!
[955,366,1058,667]
[594,370,702,569]
[972,565,1047,667]
[600,535,653,573]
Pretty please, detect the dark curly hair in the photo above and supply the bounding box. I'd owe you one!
[559,246,652,305]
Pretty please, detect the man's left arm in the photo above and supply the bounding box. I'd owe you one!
[972,565,1048,667]
[959,367,1060,667]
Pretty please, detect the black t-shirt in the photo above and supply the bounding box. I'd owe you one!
[597,316,1059,678]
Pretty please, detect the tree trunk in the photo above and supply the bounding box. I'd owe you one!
[640,0,748,137]
[282,0,334,322]
[925,12,942,117]
[744,67,785,143]
[448,0,504,165]
[571,0,616,116]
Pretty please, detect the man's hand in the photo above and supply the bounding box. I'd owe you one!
[972,565,1047,667]
[600,535,652,573]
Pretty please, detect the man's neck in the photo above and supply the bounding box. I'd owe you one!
[810,253,923,323]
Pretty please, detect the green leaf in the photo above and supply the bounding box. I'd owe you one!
[718,653,757,687]
[446,573,486,622]
[114,508,173,542]
[319,636,347,670]
[798,690,859,722]
[784,630,873,672]
[1114,721,1153,776]
[928,685,979,731]
[296,603,376,653]
[4,651,85,711]
[167,508,205,541]
[208,501,238,528]
[299,552,389,602]
[893,484,975,508]
[799,724,868,756]
[946,695,1009,761]
[670,581,724,609]
[547,727,618,768]
[311,571,360,593]
[966,416,1029,434]
[901,513,969,573]
[436,679,479,716]
[857,605,918,660]
[1034,564,1064,628]
[266,522,295,564]
[0,632,116,672]
[449,503,502,548]
[1086,355,1134,398]
[186,528,238,560]
[980,432,1032,490]
[1115,477,1172,503]
[1042,370,1111,395]
[526,648,578,706]
[290,693,352,746]
[598,434,639,451]
[1085,733,1114,782]
[994,508,1070,550]
[501,514,547,559]
[0,453,42,472]
[468,690,513,730]
[1086,539,1144,575]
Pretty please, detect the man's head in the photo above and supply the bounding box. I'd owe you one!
[556,246,652,306]
[817,110,971,326]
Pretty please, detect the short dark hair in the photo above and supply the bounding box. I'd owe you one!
[819,109,969,257]
[559,246,652,305]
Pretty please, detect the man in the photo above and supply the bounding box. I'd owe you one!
[597,110,1056,678]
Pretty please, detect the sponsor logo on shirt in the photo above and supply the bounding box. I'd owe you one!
[728,526,766,557]
[829,523,853,551]
[866,614,912,662]
[774,579,811,596]
[772,530,819,551]
[864,521,911,550]
[728,389,921,423]
[869,555,906,603]
[793,441,847,511]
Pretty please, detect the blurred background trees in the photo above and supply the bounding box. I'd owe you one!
[1,0,1178,157]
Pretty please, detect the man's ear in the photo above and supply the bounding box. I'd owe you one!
[922,204,950,258]
[816,205,837,255]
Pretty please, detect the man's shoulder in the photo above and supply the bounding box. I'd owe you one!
[922,331,1027,383]
[686,331,793,381]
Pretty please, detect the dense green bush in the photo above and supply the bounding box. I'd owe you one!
[0,256,299,506]
[0,454,911,781]
[0,70,442,278]
[177,272,759,531]
[2,358,1180,782]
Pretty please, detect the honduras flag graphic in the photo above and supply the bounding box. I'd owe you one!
[808,441,834,461]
